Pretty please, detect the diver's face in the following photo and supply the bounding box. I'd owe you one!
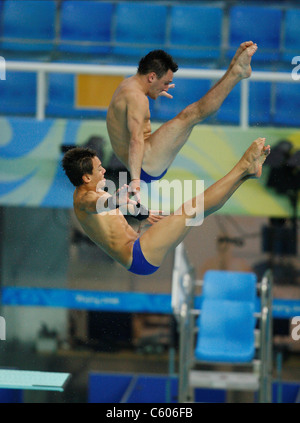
[149,70,173,99]
[91,156,106,190]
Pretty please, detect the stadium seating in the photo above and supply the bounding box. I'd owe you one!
[216,80,272,125]
[195,299,256,362]
[58,1,113,56]
[0,71,36,115]
[168,5,223,61]
[0,0,56,54]
[202,270,257,302]
[273,82,300,126]
[281,9,300,63]
[0,1,298,127]
[151,78,212,122]
[228,6,282,62]
[249,82,273,125]
[112,2,167,60]
[46,73,103,119]
[177,269,273,403]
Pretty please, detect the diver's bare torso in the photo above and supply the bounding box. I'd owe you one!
[106,76,152,168]
[73,189,138,268]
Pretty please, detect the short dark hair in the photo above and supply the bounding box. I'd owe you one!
[137,50,178,79]
[62,147,97,187]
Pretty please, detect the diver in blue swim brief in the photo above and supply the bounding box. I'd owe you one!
[140,168,168,184]
[63,139,270,278]
[106,44,258,201]
[128,237,159,275]
[125,203,160,275]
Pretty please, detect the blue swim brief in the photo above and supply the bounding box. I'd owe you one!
[140,168,168,184]
[128,238,159,276]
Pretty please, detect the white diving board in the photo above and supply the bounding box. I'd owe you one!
[0,370,71,392]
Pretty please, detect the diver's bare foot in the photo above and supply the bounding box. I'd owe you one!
[232,43,258,79]
[239,138,270,179]
[229,41,254,70]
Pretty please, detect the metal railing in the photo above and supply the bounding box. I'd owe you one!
[171,243,196,403]
[5,60,297,127]
[258,269,274,403]
[171,245,274,403]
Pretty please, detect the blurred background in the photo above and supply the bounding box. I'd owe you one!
[0,0,299,403]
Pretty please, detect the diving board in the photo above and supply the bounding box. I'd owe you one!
[0,370,71,392]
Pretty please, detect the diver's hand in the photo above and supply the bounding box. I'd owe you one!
[159,84,175,99]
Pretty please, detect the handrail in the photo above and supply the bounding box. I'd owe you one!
[178,271,196,403]
[178,267,274,403]
[171,243,196,402]
[171,243,194,319]
[259,269,273,403]
[5,61,297,126]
